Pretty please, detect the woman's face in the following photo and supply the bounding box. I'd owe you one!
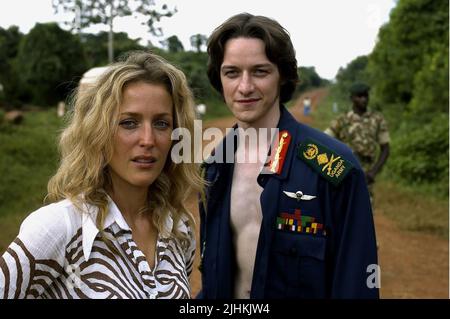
[108,81,173,193]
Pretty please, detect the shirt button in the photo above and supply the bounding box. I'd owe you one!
[149,292,158,299]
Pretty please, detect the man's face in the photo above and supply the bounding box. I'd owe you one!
[220,37,281,129]
[351,92,369,112]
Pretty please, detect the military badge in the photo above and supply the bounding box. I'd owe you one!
[298,138,354,186]
[283,190,316,201]
[265,130,291,175]
[276,209,326,236]
[303,143,318,160]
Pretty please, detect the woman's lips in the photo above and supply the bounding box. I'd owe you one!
[131,155,157,168]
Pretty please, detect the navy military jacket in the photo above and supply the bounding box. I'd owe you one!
[198,105,379,299]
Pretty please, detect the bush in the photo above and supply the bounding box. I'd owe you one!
[388,114,449,195]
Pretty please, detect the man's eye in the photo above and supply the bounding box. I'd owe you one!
[254,69,269,76]
[154,120,171,129]
[119,119,138,129]
[224,70,238,77]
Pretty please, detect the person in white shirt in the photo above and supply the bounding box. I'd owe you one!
[0,51,204,299]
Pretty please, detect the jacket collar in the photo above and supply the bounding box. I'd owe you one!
[203,104,300,182]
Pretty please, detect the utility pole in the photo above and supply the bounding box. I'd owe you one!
[108,0,114,63]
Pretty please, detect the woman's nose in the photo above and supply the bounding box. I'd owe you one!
[139,124,155,147]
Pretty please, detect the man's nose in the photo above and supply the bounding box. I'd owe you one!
[238,72,254,95]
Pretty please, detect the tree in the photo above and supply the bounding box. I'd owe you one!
[190,34,208,52]
[160,35,184,53]
[82,31,145,68]
[409,43,449,116]
[368,0,448,108]
[52,0,176,62]
[295,66,326,95]
[333,55,369,101]
[158,50,218,100]
[16,23,87,106]
[0,26,23,107]
[363,0,449,194]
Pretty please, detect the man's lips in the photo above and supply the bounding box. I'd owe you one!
[236,98,260,103]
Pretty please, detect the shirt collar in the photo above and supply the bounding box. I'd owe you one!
[81,195,177,261]
[81,195,131,261]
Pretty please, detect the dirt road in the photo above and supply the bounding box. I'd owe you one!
[188,88,449,298]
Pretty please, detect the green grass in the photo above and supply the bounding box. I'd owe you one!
[374,177,449,239]
[0,109,62,251]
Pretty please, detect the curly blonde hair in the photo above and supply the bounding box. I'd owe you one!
[47,51,204,245]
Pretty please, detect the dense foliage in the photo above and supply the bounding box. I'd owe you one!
[0,23,327,110]
[369,0,448,115]
[332,55,369,101]
[15,23,87,106]
[82,31,146,68]
[332,0,449,195]
[295,66,329,97]
[0,26,24,107]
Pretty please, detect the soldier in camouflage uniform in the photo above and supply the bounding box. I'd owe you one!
[325,83,390,196]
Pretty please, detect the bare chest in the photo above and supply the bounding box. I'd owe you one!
[230,162,264,231]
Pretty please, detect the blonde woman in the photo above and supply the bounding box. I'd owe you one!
[0,51,203,299]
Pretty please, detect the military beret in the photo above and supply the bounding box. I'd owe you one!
[349,82,370,96]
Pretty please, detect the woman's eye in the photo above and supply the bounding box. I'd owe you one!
[119,119,138,129]
[154,120,171,130]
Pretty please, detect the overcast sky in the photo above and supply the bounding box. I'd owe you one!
[0,0,396,79]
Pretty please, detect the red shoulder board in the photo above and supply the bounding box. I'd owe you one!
[266,130,291,175]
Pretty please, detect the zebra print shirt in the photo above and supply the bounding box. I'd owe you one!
[0,198,196,299]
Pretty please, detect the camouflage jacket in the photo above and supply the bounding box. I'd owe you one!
[325,109,390,164]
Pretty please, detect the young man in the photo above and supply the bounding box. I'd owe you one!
[325,83,390,196]
[198,13,379,299]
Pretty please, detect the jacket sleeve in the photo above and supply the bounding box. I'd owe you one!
[330,167,380,298]
[0,206,67,299]
[196,162,211,299]
[195,192,207,299]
